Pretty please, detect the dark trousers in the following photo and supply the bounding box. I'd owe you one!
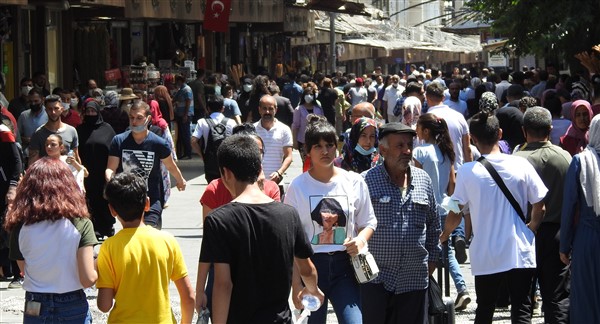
[536,223,570,324]
[175,115,191,157]
[361,283,427,324]
[144,199,164,230]
[474,268,535,324]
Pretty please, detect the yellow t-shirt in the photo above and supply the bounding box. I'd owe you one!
[97,226,188,323]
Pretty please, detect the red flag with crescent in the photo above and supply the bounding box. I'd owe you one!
[204,0,231,32]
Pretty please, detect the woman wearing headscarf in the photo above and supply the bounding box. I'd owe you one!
[560,114,600,323]
[101,89,136,135]
[560,100,593,156]
[335,117,380,173]
[76,100,116,239]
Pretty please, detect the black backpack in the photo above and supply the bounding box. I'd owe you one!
[203,117,230,180]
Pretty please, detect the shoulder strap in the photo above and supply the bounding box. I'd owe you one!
[477,156,527,224]
[220,117,229,126]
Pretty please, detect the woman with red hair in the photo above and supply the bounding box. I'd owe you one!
[5,157,98,323]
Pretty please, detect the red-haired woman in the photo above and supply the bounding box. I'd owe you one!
[5,157,98,323]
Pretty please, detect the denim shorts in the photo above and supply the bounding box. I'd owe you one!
[24,289,91,324]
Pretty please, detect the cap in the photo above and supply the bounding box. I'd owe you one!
[243,78,252,85]
[378,122,416,140]
[355,77,364,85]
[119,88,138,101]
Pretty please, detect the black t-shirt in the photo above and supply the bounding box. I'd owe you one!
[495,104,525,150]
[109,131,171,202]
[200,201,313,323]
[319,88,338,126]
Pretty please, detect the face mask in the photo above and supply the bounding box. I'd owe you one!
[214,85,221,96]
[355,144,376,156]
[243,84,252,93]
[62,102,70,111]
[30,104,42,112]
[70,98,79,107]
[131,118,149,133]
[304,95,314,104]
[21,86,33,96]
[84,115,99,124]
[125,103,133,111]
[393,82,398,88]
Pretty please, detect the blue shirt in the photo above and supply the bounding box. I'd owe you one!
[362,165,441,294]
[174,84,194,117]
[223,98,241,119]
[17,108,48,139]
[282,82,303,108]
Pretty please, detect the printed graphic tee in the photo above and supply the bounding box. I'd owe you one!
[109,130,171,201]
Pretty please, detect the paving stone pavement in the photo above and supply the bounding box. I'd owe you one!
[1,151,545,323]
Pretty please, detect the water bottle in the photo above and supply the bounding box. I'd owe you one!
[301,295,321,312]
[67,150,74,158]
[295,294,321,323]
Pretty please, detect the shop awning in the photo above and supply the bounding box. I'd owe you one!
[0,0,28,5]
[441,20,490,35]
[68,0,125,7]
[287,0,371,17]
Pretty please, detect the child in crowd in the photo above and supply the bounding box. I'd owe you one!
[96,172,195,323]
[45,134,87,191]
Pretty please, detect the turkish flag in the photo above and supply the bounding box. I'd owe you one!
[203,0,231,33]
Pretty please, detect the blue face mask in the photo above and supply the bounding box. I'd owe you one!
[131,118,149,133]
[355,144,376,156]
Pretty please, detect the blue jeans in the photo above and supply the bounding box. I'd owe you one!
[440,214,467,293]
[24,289,91,324]
[308,252,362,324]
[144,199,164,229]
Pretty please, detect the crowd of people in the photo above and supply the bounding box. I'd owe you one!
[0,53,600,323]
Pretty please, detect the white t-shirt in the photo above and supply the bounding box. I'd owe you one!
[254,120,293,177]
[443,98,468,117]
[284,168,377,254]
[192,112,237,149]
[348,87,368,107]
[383,85,404,115]
[452,153,548,276]
[427,104,470,169]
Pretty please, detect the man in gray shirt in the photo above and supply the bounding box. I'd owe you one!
[513,107,571,323]
[28,94,80,166]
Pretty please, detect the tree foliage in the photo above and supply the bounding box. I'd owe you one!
[464,0,600,64]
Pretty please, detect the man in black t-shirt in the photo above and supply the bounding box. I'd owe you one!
[198,135,323,323]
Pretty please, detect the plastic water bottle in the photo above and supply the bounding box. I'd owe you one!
[295,295,321,323]
[301,295,321,312]
[67,150,74,158]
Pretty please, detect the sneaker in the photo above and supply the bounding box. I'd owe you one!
[453,236,468,264]
[455,291,471,311]
[8,277,23,289]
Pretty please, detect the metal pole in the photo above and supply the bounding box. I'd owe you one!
[330,12,336,74]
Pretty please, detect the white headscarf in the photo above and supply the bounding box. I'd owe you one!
[579,114,600,216]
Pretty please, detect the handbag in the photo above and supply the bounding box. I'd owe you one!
[477,156,527,223]
[350,251,379,283]
[428,276,445,315]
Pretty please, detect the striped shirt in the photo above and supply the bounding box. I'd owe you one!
[362,165,441,294]
[254,119,293,177]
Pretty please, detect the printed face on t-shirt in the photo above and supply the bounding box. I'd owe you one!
[309,196,349,245]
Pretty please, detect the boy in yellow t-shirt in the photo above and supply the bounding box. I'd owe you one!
[96,173,195,323]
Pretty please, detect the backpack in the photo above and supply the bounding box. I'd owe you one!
[203,117,230,180]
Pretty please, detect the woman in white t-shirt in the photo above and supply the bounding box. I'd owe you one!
[285,115,377,324]
[413,113,472,309]
[45,134,87,191]
[5,157,97,323]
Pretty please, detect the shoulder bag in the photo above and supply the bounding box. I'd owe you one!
[477,156,526,223]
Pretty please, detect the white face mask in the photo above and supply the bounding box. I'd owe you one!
[243,84,252,93]
[62,102,70,111]
[21,86,33,96]
[70,98,79,107]
[304,95,314,104]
